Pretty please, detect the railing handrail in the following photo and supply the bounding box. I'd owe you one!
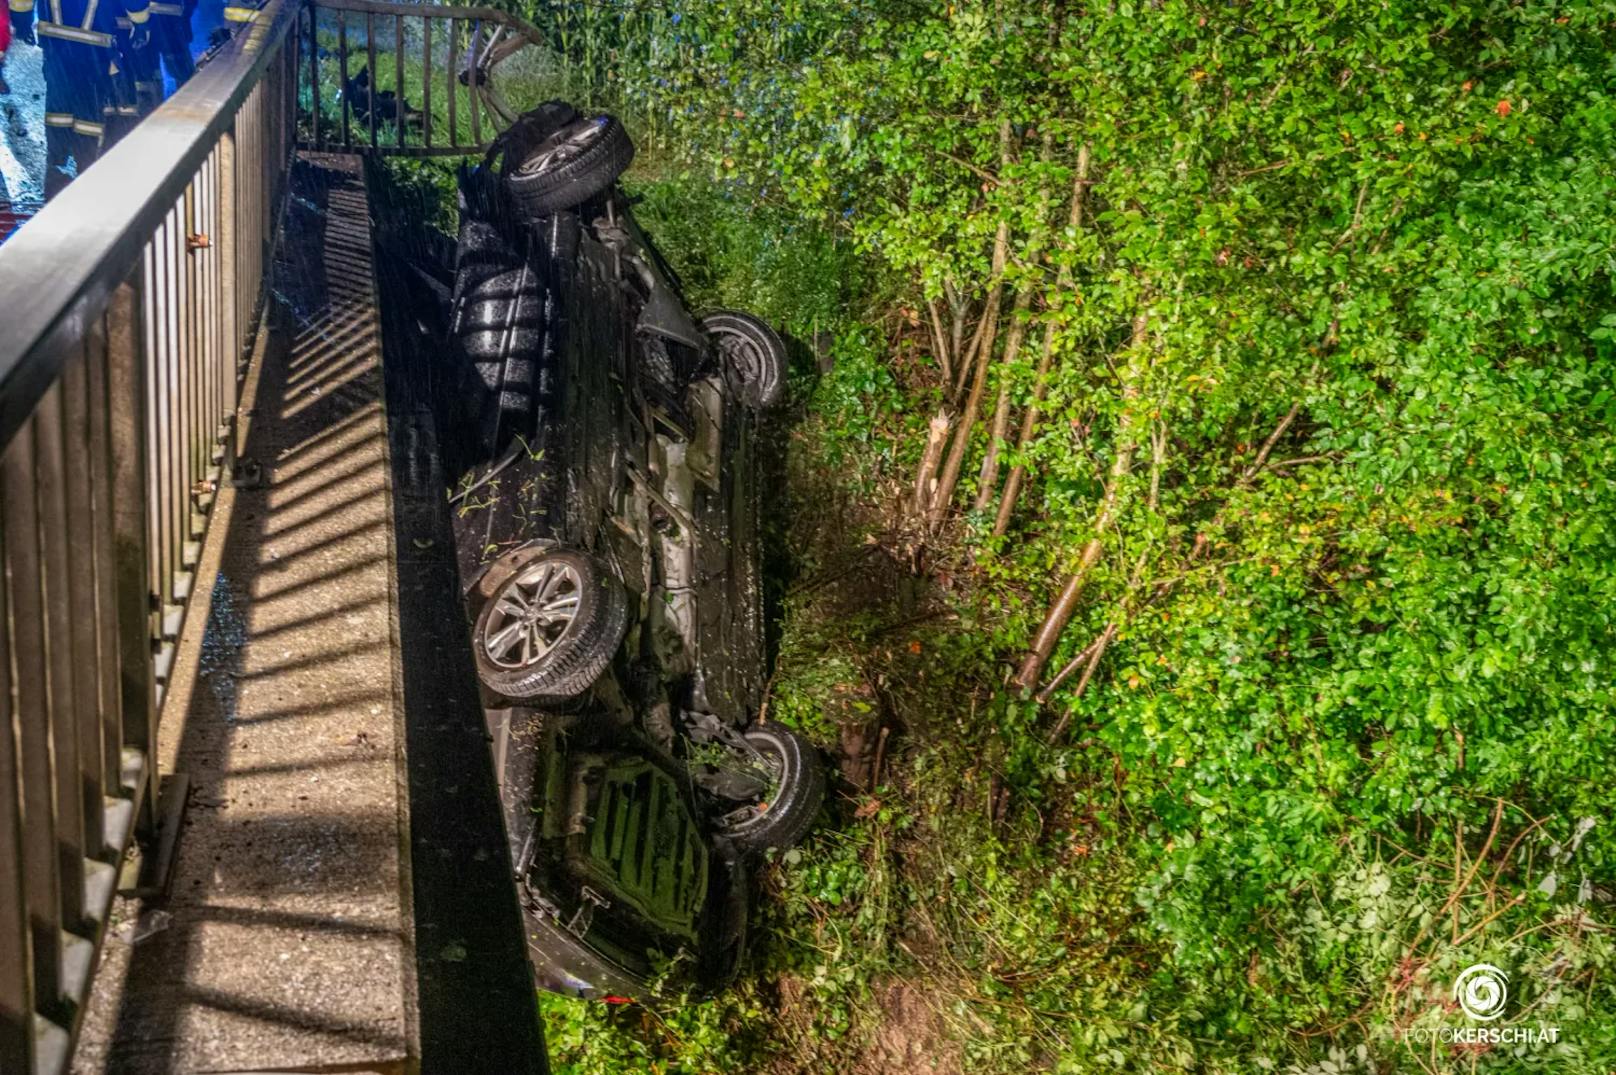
[0,0,299,451]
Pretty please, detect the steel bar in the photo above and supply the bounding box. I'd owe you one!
[366,11,378,150]
[338,9,350,149]
[33,383,88,933]
[2,424,65,1003]
[204,152,219,477]
[467,18,481,147]
[309,5,320,150]
[107,276,156,825]
[219,131,239,419]
[394,13,405,150]
[421,16,432,150]
[58,348,107,859]
[446,17,458,149]
[0,539,33,1069]
[84,315,122,800]
[139,241,163,652]
[165,202,187,603]
[180,183,198,549]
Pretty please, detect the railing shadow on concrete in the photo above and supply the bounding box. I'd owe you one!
[0,0,299,1069]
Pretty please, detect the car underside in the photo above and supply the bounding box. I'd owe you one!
[399,101,824,999]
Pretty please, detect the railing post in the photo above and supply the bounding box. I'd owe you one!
[105,279,158,829]
[219,130,240,428]
[60,348,109,864]
[309,4,321,151]
[35,380,91,933]
[0,522,35,1074]
[1,421,65,1011]
[338,9,350,149]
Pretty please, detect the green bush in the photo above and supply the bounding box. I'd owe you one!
[473,2,1616,1068]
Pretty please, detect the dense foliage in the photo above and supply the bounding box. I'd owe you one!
[485,2,1616,1072]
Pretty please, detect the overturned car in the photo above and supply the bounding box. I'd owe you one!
[417,103,823,999]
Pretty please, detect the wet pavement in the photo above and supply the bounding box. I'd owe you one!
[0,39,46,231]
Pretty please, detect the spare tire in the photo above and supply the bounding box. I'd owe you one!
[472,546,629,703]
[701,311,788,410]
[504,114,635,218]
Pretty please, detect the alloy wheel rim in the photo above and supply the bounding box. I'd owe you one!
[484,559,582,669]
[718,334,773,397]
[526,118,607,178]
[717,742,785,829]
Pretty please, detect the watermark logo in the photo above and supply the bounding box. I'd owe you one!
[1454,963,1508,1022]
[1402,962,1560,1048]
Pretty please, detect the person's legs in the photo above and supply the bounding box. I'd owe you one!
[43,122,74,197]
[41,39,108,198]
[131,45,161,112]
[42,41,77,197]
[154,10,192,85]
[103,51,138,141]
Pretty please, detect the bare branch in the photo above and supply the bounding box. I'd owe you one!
[1239,402,1301,486]
[1039,620,1118,720]
[926,296,954,385]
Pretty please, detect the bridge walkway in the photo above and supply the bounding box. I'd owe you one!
[73,153,414,1074]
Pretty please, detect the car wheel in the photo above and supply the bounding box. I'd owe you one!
[504,113,635,218]
[472,547,628,703]
[702,311,787,410]
[711,725,824,854]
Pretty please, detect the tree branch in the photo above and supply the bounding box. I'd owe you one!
[1011,310,1147,691]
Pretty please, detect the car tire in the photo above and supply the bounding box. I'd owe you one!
[702,311,788,410]
[713,725,824,854]
[472,546,628,703]
[504,113,635,218]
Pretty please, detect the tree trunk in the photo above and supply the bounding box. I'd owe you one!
[926,122,1016,529]
[972,289,1031,512]
[926,297,953,385]
[992,143,1091,538]
[912,410,953,516]
[973,132,1056,514]
[943,279,969,379]
[1011,308,1145,692]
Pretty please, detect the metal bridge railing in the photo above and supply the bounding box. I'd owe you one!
[0,0,299,1068]
[298,0,545,156]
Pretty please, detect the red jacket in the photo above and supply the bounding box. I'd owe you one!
[1,9,11,56]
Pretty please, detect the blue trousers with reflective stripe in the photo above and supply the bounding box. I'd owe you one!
[40,36,134,197]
